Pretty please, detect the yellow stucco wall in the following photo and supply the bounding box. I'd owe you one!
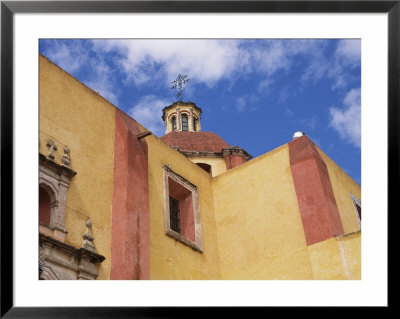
[336,232,361,279]
[146,136,222,279]
[308,232,361,279]
[317,147,361,234]
[188,157,227,177]
[212,144,314,279]
[39,55,115,279]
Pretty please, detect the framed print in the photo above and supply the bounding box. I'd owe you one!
[1,0,396,317]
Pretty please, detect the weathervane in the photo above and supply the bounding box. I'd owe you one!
[171,74,190,100]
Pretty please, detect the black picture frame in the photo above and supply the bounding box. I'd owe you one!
[1,1,395,317]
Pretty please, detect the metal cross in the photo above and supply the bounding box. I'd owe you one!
[171,74,190,100]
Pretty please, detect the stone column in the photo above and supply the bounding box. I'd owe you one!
[52,175,69,233]
[189,108,194,132]
[165,116,169,134]
[176,108,181,131]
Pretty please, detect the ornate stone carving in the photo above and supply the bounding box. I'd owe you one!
[41,265,64,280]
[61,146,71,166]
[39,245,46,278]
[39,153,77,242]
[46,140,57,160]
[39,233,105,280]
[82,218,97,253]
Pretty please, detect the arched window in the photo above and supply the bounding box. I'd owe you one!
[39,152,76,242]
[182,114,188,131]
[39,186,52,225]
[172,116,177,131]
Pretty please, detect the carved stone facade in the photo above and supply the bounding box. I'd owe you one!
[39,234,105,280]
[39,147,105,280]
[39,153,76,242]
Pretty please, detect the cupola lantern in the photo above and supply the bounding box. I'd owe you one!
[162,101,202,134]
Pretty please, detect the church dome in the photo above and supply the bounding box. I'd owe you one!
[161,131,230,153]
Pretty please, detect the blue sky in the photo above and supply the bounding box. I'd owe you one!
[39,39,361,184]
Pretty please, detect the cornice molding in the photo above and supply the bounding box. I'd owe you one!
[39,153,77,178]
[39,233,105,264]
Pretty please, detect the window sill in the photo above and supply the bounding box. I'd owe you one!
[39,222,68,243]
[165,228,203,253]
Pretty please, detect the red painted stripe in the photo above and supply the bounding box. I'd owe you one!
[289,136,344,246]
[111,109,150,279]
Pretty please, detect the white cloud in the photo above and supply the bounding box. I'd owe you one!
[90,39,335,91]
[91,39,247,87]
[329,88,361,148]
[301,55,329,83]
[329,39,361,89]
[252,40,323,79]
[127,95,170,136]
[84,58,120,105]
[41,39,361,115]
[235,94,260,113]
[253,41,291,75]
[236,97,247,113]
[336,39,361,63]
[85,77,119,106]
[42,40,120,105]
[277,87,292,104]
[258,78,274,93]
[41,40,89,73]
[285,108,293,116]
[299,115,318,130]
[297,39,360,90]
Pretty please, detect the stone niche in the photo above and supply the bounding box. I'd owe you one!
[39,142,105,280]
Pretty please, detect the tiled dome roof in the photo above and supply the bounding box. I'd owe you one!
[161,131,230,153]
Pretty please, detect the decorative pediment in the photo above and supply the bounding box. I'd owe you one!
[39,233,105,280]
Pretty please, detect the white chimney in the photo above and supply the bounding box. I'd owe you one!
[293,131,305,140]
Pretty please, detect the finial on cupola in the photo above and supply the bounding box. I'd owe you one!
[170,74,190,101]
